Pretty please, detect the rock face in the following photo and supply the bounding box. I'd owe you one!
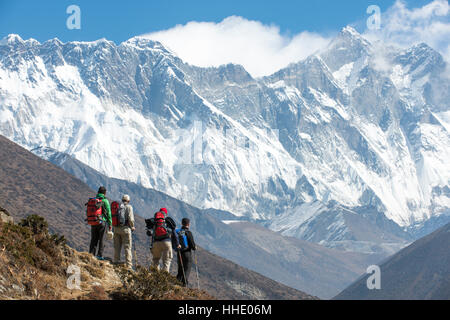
[0,207,13,224]
[0,27,449,253]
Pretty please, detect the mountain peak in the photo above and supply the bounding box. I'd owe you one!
[394,41,445,77]
[0,34,41,47]
[408,42,439,55]
[0,34,24,45]
[218,63,253,77]
[43,38,63,47]
[319,26,371,71]
[121,36,173,54]
[337,26,371,47]
[70,38,115,48]
[340,26,361,38]
[396,41,444,64]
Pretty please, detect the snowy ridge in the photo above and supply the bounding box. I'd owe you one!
[0,27,449,252]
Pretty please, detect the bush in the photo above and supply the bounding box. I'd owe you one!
[112,265,212,300]
[0,222,34,264]
[19,215,48,235]
[113,266,182,300]
[0,215,67,274]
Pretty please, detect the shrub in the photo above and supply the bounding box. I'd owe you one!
[0,215,67,274]
[19,215,48,235]
[0,222,35,264]
[113,266,182,300]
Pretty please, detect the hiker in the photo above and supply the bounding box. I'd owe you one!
[112,194,135,269]
[88,186,112,260]
[150,208,179,272]
[175,218,196,287]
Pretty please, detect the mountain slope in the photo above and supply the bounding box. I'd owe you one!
[0,212,212,300]
[0,27,449,256]
[334,222,450,300]
[0,213,122,300]
[0,34,300,222]
[227,221,385,298]
[266,201,412,255]
[31,144,387,299]
[0,134,314,300]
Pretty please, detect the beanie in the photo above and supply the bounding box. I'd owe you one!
[98,186,107,194]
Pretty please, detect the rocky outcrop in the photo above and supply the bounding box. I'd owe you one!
[0,207,13,224]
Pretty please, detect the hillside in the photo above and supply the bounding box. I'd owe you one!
[0,134,315,300]
[334,222,450,300]
[31,144,391,298]
[189,247,317,300]
[0,212,211,300]
[0,213,120,300]
[228,222,385,297]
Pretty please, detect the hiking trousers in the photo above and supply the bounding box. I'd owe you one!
[151,240,173,272]
[89,223,106,257]
[177,250,192,287]
[113,226,132,268]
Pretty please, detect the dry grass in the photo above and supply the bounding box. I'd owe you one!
[81,285,109,300]
[111,265,213,300]
[0,215,120,300]
[0,214,211,300]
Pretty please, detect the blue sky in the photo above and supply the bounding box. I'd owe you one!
[1,0,447,77]
[0,0,433,43]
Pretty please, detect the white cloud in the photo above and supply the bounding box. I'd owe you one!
[141,16,331,78]
[140,1,449,77]
[364,0,450,62]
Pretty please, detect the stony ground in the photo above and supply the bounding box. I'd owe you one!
[0,212,211,300]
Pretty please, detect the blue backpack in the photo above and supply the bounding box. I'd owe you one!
[175,228,189,250]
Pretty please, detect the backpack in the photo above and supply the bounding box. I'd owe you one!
[153,211,170,241]
[111,201,127,227]
[86,198,103,226]
[145,218,155,230]
[175,228,189,251]
[152,211,176,241]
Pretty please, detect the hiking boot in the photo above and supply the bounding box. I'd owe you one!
[96,256,105,261]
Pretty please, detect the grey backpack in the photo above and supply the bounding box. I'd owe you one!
[112,201,128,227]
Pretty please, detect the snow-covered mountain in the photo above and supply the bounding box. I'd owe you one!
[0,27,449,253]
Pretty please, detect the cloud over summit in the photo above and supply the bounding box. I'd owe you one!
[142,16,331,78]
[364,0,450,62]
[142,1,450,77]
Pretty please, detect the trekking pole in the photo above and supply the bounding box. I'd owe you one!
[178,250,187,287]
[146,236,152,270]
[194,250,200,290]
[132,232,138,270]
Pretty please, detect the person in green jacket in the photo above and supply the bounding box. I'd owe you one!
[89,186,112,260]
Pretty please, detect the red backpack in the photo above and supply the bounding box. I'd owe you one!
[153,211,169,240]
[111,201,120,227]
[86,198,103,226]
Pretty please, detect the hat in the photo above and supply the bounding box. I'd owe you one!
[98,186,107,194]
[160,208,168,215]
[122,194,130,202]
